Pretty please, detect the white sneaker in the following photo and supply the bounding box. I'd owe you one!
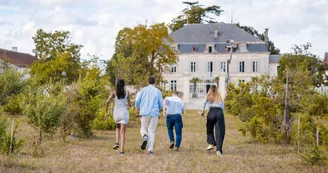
[216,151,223,157]
[206,145,214,150]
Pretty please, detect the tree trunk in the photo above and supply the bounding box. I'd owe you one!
[283,69,290,142]
[297,114,300,154]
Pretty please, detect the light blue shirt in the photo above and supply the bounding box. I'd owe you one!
[202,99,224,111]
[135,85,163,116]
[164,96,184,115]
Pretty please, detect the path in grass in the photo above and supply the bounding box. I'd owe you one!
[1,110,327,173]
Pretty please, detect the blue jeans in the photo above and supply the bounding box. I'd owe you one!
[166,114,183,148]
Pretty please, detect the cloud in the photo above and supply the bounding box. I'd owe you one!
[0,0,327,60]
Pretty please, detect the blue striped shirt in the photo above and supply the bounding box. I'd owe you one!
[164,96,184,115]
[135,85,163,116]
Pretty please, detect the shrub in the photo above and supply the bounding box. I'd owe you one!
[0,116,23,155]
[2,95,23,116]
[92,109,115,130]
[22,84,66,154]
[302,145,326,165]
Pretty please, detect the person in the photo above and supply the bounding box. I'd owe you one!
[200,85,225,156]
[105,79,131,156]
[135,76,163,155]
[163,91,184,152]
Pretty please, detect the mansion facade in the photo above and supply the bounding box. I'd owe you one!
[162,23,280,101]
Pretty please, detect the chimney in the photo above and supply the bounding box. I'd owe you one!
[214,29,218,38]
[12,47,17,52]
[264,28,269,45]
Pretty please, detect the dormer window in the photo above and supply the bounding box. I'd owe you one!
[208,46,212,53]
[192,47,196,52]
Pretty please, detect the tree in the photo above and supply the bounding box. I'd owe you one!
[214,76,220,86]
[190,77,200,98]
[236,23,280,55]
[0,50,10,73]
[0,69,26,107]
[169,1,223,32]
[107,23,178,86]
[278,43,326,87]
[22,82,66,155]
[31,29,82,84]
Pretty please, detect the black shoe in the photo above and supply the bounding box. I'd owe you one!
[141,135,148,150]
[120,152,124,156]
[113,143,119,150]
[169,142,174,149]
[148,151,154,155]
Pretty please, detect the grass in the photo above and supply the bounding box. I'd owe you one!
[1,110,327,173]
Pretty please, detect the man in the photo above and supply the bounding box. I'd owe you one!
[163,91,184,152]
[135,76,163,155]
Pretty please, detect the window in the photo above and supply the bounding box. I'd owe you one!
[208,62,213,73]
[239,79,245,85]
[220,61,226,72]
[170,65,176,73]
[208,46,212,53]
[190,62,196,72]
[253,61,259,72]
[171,80,177,91]
[239,61,245,73]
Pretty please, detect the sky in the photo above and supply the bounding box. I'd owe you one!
[0,0,327,60]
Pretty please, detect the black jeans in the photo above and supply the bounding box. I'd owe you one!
[206,108,225,153]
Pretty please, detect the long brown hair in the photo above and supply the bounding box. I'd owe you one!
[206,85,222,103]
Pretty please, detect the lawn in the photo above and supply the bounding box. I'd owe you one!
[1,110,327,173]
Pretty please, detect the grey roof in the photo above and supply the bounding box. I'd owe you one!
[171,23,264,43]
[269,55,281,63]
[178,44,206,53]
[247,44,268,52]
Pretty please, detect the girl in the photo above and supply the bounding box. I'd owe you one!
[200,85,225,156]
[105,79,131,156]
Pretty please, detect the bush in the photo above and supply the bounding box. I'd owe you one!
[22,84,66,154]
[0,116,24,155]
[92,109,115,130]
[2,95,23,116]
[302,145,326,165]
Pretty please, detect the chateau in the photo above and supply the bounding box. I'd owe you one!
[162,23,280,102]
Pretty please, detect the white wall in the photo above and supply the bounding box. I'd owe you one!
[269,63,279,77]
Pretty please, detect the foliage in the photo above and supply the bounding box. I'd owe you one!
[169,1,223,32]
[162,90,173,99]
[302,145,327,165]
[107,23,178,86]
[63,60,107,138]
[190,77,200,96]
[92,108,115,131]
[278,43,327,87]
[2,95,23,116]
[0,116,24,155]
[236,23,280,55]
[22,82,66,153]
[0,69,26,107]
[31,29,82,84]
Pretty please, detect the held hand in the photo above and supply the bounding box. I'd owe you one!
[200,111,204,117]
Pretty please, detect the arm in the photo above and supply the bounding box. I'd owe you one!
[135,90,143,115]
[163,98,167,117]
[201,99,208,116]
[158,91,163,111]
[105,92,115,120]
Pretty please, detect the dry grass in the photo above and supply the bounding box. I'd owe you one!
[1,110,327,173]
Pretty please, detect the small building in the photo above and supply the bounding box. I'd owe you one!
[0,47,37,77]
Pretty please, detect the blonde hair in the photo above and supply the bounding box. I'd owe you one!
[206,85,222,103]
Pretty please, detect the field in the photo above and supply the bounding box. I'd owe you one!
[1,111,327,173]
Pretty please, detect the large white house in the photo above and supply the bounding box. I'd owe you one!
[162,23,280,102]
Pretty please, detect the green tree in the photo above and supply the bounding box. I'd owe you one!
[169,1,223,32]
[22,82,66,155]
[236,23,280,54]
[31,29,82,84]
[190,77,200,98]
[278,43,326,87]
[0,69,26,107]
[107,23,178,86]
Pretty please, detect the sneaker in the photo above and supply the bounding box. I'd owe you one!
[169,142,174,149]
[141,135,148,150]
[216,151,223,157]
[206,145,214,150]
[113,143,119,150]
[174,147,180,152]
[120,152,125,156]
[148,151,154,155]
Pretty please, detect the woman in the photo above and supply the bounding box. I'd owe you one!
[105,79,131,156]
[200,85,225,156]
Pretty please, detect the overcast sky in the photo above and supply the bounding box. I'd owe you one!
[0,0,327,60]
